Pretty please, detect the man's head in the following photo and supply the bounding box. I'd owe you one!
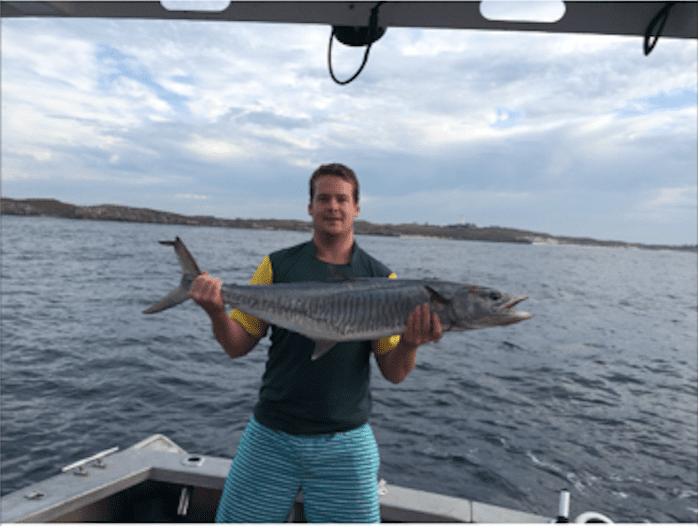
[309,163,359,205]
[308,163,360,238]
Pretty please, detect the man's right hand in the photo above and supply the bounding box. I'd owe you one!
[190,272,263,359]
[189,271,226,316]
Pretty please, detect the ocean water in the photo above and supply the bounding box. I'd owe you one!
[1,215,696,522]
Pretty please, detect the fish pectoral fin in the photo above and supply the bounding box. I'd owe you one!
[425,285,451,306]
[311,340,338,361]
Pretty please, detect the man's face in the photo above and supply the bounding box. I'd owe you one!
[308,175,360,237]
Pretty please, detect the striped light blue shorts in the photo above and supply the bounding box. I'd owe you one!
[215,415,381,523]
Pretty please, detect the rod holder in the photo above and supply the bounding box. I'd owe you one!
[556,489,570,522]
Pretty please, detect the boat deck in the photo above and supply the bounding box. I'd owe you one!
[1,434,551,523]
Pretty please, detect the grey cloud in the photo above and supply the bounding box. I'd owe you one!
[237,111,313,130]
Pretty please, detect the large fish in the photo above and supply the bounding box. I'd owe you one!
[144,237,533,360]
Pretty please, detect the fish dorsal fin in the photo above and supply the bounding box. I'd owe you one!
[425,285,451,306]
[311,340,338,360]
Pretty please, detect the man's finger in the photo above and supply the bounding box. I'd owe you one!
[420,304,432,333]
[413,304,424,331]
[431,312,443,342]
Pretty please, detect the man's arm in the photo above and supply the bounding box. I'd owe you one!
[189,272,268,359]
[373,303,443,384]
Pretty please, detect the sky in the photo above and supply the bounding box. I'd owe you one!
[1,6,697,246]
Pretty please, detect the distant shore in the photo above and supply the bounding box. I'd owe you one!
[2,197,695,252]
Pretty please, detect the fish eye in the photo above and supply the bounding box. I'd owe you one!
[488,292,501,301]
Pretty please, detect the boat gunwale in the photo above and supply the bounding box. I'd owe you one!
[1,434,551,523]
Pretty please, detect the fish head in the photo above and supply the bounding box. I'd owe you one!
[449,285,533,330]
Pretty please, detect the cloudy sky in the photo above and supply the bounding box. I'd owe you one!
[2,7,696,245]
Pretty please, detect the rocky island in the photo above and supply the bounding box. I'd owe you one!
[2,197,695,252]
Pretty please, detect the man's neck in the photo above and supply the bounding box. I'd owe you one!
[312,231,355,264]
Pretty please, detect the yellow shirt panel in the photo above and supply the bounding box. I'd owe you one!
[229,255,272,338]
[374,272,401,355]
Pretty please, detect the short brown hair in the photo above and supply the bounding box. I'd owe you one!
[309,163,359,204]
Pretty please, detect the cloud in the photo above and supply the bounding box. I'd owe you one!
[175,193,208,200]
[642,185,698,212]
[184,134,248,161]
[238,111,313,130]
[2,31,98,91]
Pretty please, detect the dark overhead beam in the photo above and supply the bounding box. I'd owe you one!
[1,2,696,39]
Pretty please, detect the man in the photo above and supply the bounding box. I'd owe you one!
[190,163,442,522]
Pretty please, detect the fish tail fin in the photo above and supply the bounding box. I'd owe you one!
[143,237,202,314]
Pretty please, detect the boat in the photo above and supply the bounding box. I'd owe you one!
[1,433,568,523]
[1,2,695,523]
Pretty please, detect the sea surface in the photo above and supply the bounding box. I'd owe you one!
[1,216,697,522]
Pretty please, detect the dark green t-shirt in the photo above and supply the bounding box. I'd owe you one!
[253,240,393,435]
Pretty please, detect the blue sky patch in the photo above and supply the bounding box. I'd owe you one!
[95,43,190,114]
[617,87,697,118]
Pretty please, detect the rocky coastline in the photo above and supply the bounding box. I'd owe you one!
[2,197,695,252]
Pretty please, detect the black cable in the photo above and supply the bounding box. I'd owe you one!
[328,28,375,85]
[328,2,385,85]
[644,2,675,55]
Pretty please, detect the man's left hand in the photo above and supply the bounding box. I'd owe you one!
[401,303,443,348]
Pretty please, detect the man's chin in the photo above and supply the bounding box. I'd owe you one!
[317,222,349,236]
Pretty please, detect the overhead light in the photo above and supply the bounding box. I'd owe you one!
[328,2,386,85]
[160,1,230,12]
[479,0,566,23]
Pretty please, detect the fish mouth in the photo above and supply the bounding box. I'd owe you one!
[504,295,528,309]
[497,295,533,324]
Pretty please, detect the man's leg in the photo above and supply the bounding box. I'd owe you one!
[215,416,301,523]
[298,424,381,523]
